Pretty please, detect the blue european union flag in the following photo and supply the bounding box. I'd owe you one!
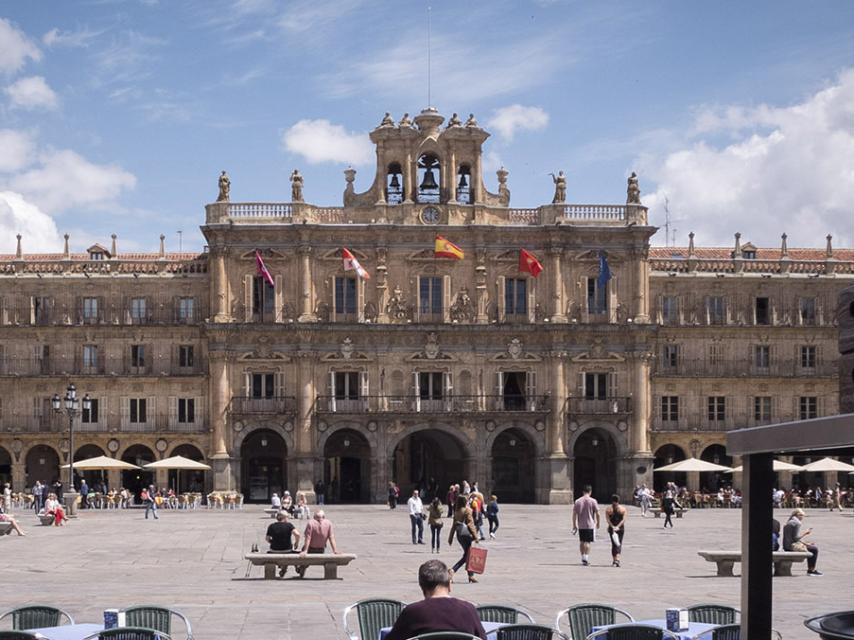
[598,251,612,289]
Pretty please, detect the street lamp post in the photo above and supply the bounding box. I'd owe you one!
[52,383,90,517]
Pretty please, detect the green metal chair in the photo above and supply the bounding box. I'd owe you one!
[492,623,568,640]
[0,606,75,630]
[584,623,679,640]
[686,605,740,626]
[554,604,634,640]
[405,633,481,640]
[0,632,40,640]
[121,606,192,640]
[477,605,535,624]
[82,627,173,640]
[343,598,406,640]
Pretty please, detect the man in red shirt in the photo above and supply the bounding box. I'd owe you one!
[296,510,340,577]
[385,560,487,640]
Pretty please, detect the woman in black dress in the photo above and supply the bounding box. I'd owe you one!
[605,494,627,567]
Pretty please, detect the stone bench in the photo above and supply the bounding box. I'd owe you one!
[0,522,12,535]
[698,550,812,577]
[263,508,280,518]
[244,552,357,580]
[653,509,684,518]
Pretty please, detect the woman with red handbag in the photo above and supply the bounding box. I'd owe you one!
[448,495,480,583]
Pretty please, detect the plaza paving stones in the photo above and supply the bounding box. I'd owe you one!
[3,504,852,639]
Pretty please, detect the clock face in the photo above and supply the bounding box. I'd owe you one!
[421,207,440,224]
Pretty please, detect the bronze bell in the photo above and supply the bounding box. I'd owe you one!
[419,168,438,191]
[458,173,468,189]
[389,173,401,189]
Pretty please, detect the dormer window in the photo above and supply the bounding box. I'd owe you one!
[86,243,111,261]
[743,250,756,259]
[90,251,104,261]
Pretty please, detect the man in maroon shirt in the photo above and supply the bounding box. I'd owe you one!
[385,560,487,640]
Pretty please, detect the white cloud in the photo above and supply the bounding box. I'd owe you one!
[0,129,35,173]
[0,191,62,253]
[641,69,854,247]
[5,76,58,110]
[9,149,136,213]
[487,105,549,141]
[92,30,165,86]
[0,18,41,74]
[278,0,364,33]
[42,26,105,49]
[282,119,373,166]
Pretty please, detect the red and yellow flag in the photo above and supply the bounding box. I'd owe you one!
[434,235,464,260]
[519,249,543,277]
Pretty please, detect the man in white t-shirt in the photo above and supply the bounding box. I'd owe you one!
[572,485,600,566]
[408,489,425,545]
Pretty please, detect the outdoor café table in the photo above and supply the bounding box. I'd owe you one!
[379,621,504,639]
[29,623,103,640]
[593,619,717,640]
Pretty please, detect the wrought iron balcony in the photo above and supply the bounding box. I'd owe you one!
[314,394,552,414]
[567,397,632,415]
[230,396,297,415]
[653,359,837,378]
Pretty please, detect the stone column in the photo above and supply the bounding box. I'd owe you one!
[295,352,317,501]
[375,142,386,204]
[630,352,655,490]
[209,351,232,491]
[546,351,571,504]
[475,248,488,323]
[473,152,483,203]
[634,251,650,323]
[211,246,230,322]
[403,150,414,204]
[297,245,316,322]
[448,151,457,203]
[11,460,25,491]
[549,247,567,322]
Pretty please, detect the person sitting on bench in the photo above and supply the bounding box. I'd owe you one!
[296,510,339,577]
[266,511,301,577]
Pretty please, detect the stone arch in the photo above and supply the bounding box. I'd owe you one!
[316,421,378,456]
[232,423,295,454]
[700,443,732,492]
[388,423,474,498]
[25,443,60,488]
[322,427,372,503]
[74,443,106,492]
[240,428,288,503]
[0,445,12,487]
[571,426,620,502]
[653,443,687,492]
[167,443,208,494]
[485,422,546,457]
[487,425,538,503]
[121,444,157,498]
[566,422,627,458]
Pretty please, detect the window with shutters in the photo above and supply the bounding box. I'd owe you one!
[334,276,357,320]
[419,276,443,322]
[707,296,725,325]
[130,344,146,371]
[584,372,609,399]
[708,342,724,364]
[82,297,99,323]
[800,345,816,369]
[178,345,194,369]
[251,373,275,398]
[252,276,276,321]
[130,297,147,323]
[177,297,195,323]
[707,396,726,422]
[799,297,816,326]
[799,396,818,420]
[33,296,53,325]
[418,372,444,400]
[662,296,679,324]
[334,371,360,399]
[754,345,770,370]
[82,345,99,372]
[178,398,195,423]
[82,398,99,424]
[662,344,679,371]
[587,277,607,315]
[504,278,527,316]
[754,396,772,423]
[129,398,147,423]
[661,396,679,422]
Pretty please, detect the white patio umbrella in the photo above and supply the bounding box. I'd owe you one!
[725,460,804,473]
[61,455,140,470]
[654,458,732,473]
[143,455,211,470]
[800,457,854,473]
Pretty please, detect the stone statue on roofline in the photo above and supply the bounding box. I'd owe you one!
[380,112,394,127]
[447,112,462,127]
[465,113,478,127]
[550,170,566,204]
[399,113,412,127]
[627,171,641,204]
[497,167,510,206]
[217,170,230,202]
[290,169,304,202]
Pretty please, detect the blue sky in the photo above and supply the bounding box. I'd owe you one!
[2,1,854,253]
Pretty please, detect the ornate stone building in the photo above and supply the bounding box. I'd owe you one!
[0,108,849,503]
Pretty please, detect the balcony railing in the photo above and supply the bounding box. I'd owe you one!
[7,415,64,433]
[230,396,298,414]
[314,394,552,414]
[654,359,837,378]
[567,397,633,415]
[0,298,209,327]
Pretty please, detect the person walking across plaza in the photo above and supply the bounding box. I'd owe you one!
[385,560,487,640]
[449,495,480,583]
[783,508,822,575]
[142,485,158,520]
[388,481,399,509]
[572,485,600,566]
[409,489,425,544]
[485,494,500,539]
[297,510,340,577]
[605,494,627,567]
[639,484,653,517]
[662,489,680,528]
[428,497,444,552]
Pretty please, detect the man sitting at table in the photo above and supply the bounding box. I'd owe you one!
[385,560,487,640]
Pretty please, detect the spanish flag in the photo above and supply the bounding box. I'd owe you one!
[519,249,543,277]
[434,235,464,260]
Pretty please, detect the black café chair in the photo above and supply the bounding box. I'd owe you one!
[121,606,192,640]
[685,605,740,626]
[555,604,634,640]
[0,606,75,631]
[343,598,406,640]
[491,624,568,640]
[82,628,173,640]
[477,605,536,625]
